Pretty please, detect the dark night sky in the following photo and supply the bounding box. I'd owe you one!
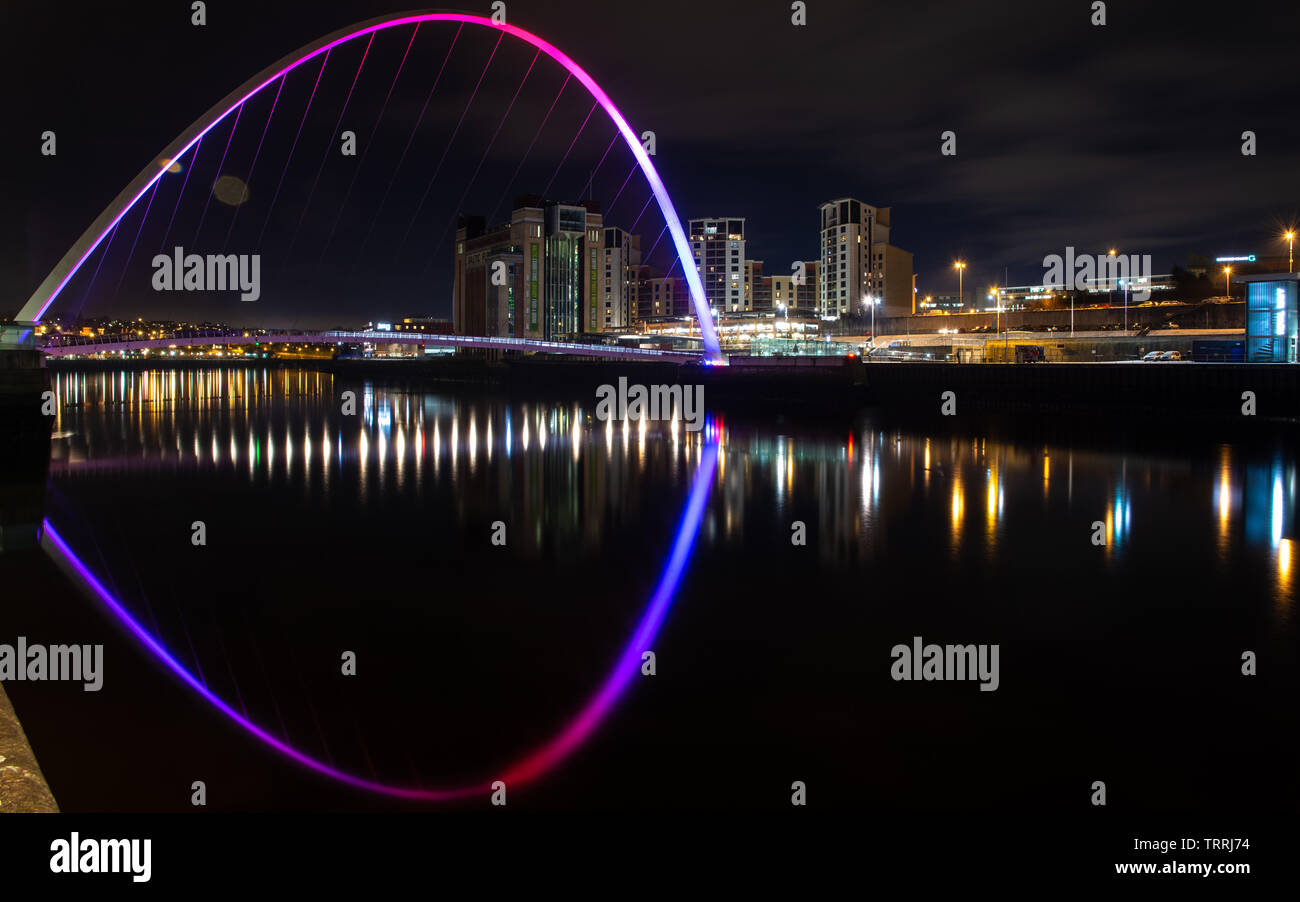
[4,0,1298,327]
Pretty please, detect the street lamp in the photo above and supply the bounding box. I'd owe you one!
[864,295,881,344]
[1070,285,1075,337]
[954,261,966,308]
[1108,247,1129,332]
[1286,231,1295,273]
[1107,248,1118,311]
[1223,266,1232,299]
[987,288,1005,361]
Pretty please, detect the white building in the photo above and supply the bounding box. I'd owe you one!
[600,227,641,330]
[689,218,747,313]
[818,198,887,318]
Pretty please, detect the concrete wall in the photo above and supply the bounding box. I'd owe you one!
[869,332,1238,363]
[862,361,1300,419]
[879,301,1244,335]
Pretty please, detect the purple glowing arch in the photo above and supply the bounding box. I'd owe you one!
[18,11,724,364]
[41,439,719,801]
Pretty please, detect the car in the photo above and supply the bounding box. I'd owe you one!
[1141,351,1162,361]
[1159,350,1183,360]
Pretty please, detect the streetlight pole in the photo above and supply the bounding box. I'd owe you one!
[954,261,965,310]
[988,288,1005,362]
[996,288,1007,360]
[1286,231,1295,273]
[1223,266,1232,299]
[1107,249,1117,312]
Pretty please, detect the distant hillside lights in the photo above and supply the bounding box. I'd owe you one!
[1042,247,1152,301]
[151,247,260,302]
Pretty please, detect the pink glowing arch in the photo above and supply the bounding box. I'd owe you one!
[18,11,724,362]
[42,439,718,801]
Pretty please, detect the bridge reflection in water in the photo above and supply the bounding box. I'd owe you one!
[27,365,1297,807]
[42,365,723,799]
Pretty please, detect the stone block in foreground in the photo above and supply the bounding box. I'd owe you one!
[0,682,59,813]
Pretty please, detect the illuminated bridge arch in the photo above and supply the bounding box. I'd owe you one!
[18,10,724,363]
[43,439,719,800]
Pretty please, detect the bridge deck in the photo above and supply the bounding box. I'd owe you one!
[42,331,703,363]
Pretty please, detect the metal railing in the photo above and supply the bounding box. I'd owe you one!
[40,328,703,361]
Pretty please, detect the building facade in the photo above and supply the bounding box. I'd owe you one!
[454,197,604,340]
[643,272,689,319]
[870,239,915,316]
[770,260,819,312]
[819,198,877,318]
[391,317,454,335]
[745,259,764,311]
[544,202,604,337]
[601,227,641,331]
[689,218,746,313]
[819,198,913,318]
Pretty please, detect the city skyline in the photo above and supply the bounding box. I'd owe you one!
[7,0,1298,329]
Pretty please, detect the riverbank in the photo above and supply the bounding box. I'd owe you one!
[861,360,1300,422]
[0,681,58,812]
[44,354,1300,423]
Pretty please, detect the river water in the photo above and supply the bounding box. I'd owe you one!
[4,365,1296,811]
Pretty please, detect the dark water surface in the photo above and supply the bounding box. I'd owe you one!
[3,365,1296,812]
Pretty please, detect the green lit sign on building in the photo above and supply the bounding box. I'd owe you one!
[590,247,598,331]
[529,244,539,331]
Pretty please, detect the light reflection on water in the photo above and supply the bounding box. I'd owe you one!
[48,367,1297,607]
[24,365,1298,812]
